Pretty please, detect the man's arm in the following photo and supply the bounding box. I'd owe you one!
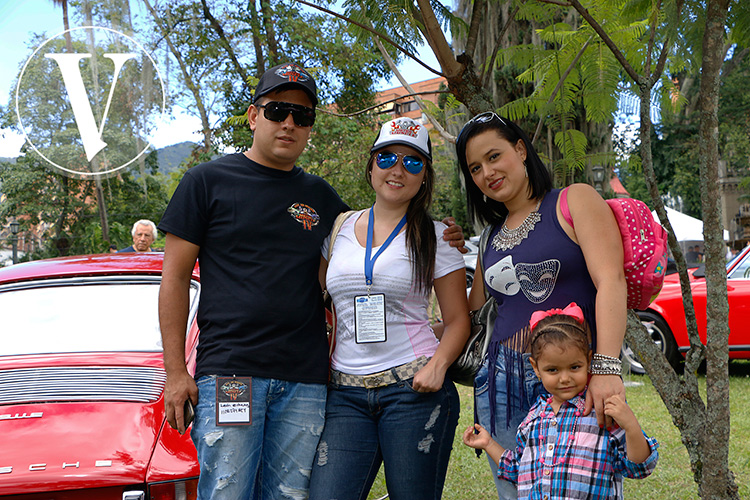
[159,233,201,434]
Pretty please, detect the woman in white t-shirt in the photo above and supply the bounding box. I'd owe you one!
[308,117,471,500]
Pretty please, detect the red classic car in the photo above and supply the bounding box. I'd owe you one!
[624,245,750,373]
[0,253,200,499]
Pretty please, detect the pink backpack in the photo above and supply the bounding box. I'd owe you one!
[560,187,668,310]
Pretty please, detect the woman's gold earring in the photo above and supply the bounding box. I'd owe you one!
[524,161,528,178]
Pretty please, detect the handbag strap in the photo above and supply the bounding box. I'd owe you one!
[325,210,357,362]
[473,224,495,448]
[478,224,494,300]
[327,210,357,262]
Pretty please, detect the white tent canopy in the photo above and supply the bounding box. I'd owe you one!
[651,207,729,241]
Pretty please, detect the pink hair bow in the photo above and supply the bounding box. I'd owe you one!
[529,302,584,331]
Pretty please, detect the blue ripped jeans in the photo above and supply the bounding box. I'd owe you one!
[191,375,326,500]
[475,351,544,500]
[308,376,459,500]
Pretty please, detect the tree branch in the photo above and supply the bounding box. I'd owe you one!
[414,0,464,78]
[531,36,593,145]
[566,0,644,85]
[536,0,572,6]
[200,0,249,89]
[260,0,279,65]
[142,0,212,150]
[295,0,443,77]
[318,90,451,118]
[465,0,486,58]
[481,6,519,88]
[644,0,660,78]
[371,35,455,143]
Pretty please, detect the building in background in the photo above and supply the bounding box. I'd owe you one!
[374,77,446,124]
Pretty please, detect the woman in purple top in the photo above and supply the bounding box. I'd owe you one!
[455,113,628,499]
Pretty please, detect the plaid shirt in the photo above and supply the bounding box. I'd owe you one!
[497,392,659,499]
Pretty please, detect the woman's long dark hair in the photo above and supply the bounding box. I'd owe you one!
[455,114,552,226]
[366,150,436,294]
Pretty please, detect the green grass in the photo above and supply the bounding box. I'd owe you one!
[366,361,750,499]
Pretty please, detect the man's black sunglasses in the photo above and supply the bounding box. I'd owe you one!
[257,101,316,127]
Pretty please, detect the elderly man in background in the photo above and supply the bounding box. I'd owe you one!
[119,219,157,253]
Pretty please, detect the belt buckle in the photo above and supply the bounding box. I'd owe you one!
[362,374,385,388]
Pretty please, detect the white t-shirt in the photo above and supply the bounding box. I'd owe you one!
[323,209,465,375]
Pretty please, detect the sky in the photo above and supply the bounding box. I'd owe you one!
[0,0,441,158]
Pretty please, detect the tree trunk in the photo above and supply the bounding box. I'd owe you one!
[142,0,213,151]
[55,0,73,242]
[200,0,250,89]
[696,1,737,497]
[259,0,279,65]
[248,0,266,78]
[83,1,110,243]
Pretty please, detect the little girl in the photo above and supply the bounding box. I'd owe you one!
[463,303,658,499]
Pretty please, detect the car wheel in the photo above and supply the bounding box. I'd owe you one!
[622,311,681,374]
[465,269,474,289]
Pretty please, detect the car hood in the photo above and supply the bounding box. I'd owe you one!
[0,399,166,494]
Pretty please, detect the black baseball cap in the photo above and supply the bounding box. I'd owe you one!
[253,63,318,107]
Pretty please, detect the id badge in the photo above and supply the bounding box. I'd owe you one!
[216,376,252,426]
[354,293,387,343]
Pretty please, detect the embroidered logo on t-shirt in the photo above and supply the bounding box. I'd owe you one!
[288,203,320,230]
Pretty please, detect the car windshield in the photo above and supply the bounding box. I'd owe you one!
[727,249,750,279]
[0,278,198,356]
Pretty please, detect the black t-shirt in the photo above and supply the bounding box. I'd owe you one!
[158,153,349,383]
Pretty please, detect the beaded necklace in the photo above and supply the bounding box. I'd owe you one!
[536,394,582,467]
[491,198,543,252]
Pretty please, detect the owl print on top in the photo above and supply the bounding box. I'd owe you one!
[485,255,560,304]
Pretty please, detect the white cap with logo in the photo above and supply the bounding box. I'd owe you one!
[371,117,432,161]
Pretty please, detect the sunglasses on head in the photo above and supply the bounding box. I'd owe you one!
[458,112,508,142]
[257,101,316,127]
[375,151,424,175]
[468,111,507,126]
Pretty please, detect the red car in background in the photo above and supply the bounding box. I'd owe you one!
[0,253,200,499]
[624,245,750,373]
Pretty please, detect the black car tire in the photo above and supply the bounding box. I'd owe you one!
[465,268,474,289]
[622,311,681,374]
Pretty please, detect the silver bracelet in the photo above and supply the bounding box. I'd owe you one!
[589,353,622,376]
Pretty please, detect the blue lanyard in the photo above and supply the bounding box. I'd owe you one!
[365,205,407,287]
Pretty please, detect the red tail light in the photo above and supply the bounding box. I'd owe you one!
[148,479,198,500]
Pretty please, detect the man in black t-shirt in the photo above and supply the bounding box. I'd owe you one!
[158,63,464,500]
[159,63,341,500]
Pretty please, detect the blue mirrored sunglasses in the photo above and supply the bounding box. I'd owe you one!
[375,152,424,175]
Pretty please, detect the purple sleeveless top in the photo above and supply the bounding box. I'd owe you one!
[481,188,597,432]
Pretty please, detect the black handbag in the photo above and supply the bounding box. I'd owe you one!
[448,225,496,386]
[448,294,496,386]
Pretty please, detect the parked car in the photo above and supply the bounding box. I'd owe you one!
[624,245,750,373]
[0,253,200,498]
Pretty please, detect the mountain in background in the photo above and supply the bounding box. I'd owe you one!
[0,143,195,182]
[155,141,197,176]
